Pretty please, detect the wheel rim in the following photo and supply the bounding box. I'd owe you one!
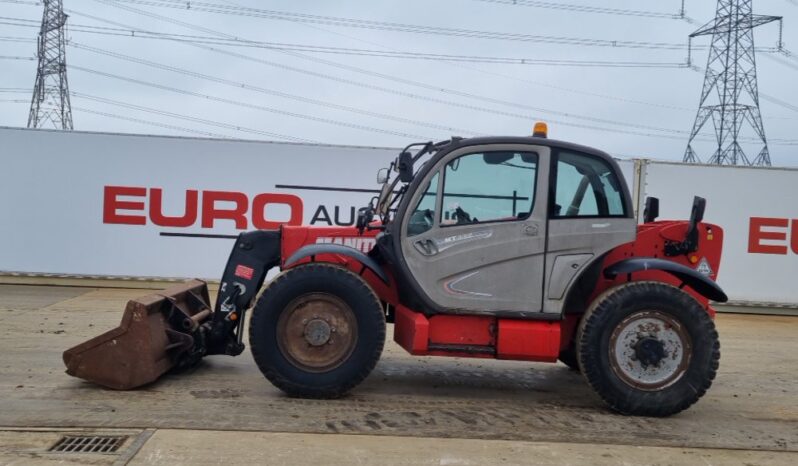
[276,293,358,373]
[608,310,692,391]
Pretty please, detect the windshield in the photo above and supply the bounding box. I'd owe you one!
[375,142,437,222]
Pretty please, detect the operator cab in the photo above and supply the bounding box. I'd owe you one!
[369,126,635,317]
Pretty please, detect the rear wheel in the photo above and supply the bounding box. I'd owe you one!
[249,263,386,398]
[577,282,720,416]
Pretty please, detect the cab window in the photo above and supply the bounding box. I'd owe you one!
[553,151,626,218]
[406,172,439,237]
[439,151,538,226]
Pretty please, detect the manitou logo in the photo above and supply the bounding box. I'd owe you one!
[748,217,798,255]
[315,236,376,253]
[103,186,303,230]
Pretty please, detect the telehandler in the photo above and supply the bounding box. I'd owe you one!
[64,125,726,416]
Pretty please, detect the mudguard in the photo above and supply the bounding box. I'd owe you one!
[604,257,728,303]
[284,244,389,284]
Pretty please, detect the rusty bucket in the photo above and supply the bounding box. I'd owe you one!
[63,280,213,390]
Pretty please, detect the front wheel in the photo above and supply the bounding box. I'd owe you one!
[249,263,386,398]
[577,282,720,416]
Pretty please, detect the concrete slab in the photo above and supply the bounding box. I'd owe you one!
[0,285,93,311]
[0,285,795,456]
[131,429,798,466]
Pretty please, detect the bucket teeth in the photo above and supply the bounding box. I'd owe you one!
[62,280,212,390]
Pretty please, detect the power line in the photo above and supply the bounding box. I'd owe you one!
[761,50,798,72]
[761,93,798,114]
[85,2,702,112]
[73,6,702,137]
[88,1,798,145]
[72,42,796,146]
[467,0,687,20]
[0,36,37,43]
[0,0,40,5]
[67,57,459,138]
[0,17,690,68]
[70,92,319,143]
[106,0,696,51]
[73,106,229,138]
[68,44,697,141]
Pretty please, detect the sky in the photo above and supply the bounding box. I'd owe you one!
[1,0,796,165]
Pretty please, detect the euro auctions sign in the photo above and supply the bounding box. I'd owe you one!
[748,217,798,255]
[103,186,304,230]
[0,127,396,279]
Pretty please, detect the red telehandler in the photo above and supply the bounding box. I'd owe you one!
[64,128,726,416]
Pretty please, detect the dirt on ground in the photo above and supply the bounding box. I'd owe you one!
[0,284,796,464]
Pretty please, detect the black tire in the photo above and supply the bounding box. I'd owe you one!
[577,281,720,416]
[558,346,580,372]
[249,263,386,398]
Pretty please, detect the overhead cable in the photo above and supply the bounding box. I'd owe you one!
[105,0,695,51]
[70,92,320,143]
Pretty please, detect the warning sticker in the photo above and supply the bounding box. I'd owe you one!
[234,264,254,280]
[696,257,713,277]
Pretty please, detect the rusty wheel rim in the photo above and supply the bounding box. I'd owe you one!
[609,310,692,391]
[276,293,358,373]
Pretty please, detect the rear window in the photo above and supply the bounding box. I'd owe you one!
[553,151,626,218]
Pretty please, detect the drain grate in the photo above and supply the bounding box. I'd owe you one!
[49,435,127,454]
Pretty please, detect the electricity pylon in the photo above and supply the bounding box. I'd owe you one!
[28,0,73,130]
[684,0,780,166]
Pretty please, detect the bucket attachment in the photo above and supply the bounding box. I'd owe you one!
[63,280,213,390]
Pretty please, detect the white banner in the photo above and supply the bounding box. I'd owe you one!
[640,161,798,305]
[0,127,395,279]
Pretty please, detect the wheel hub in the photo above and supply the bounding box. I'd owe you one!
[634,337,666,367]
[276,293,358,373]
[304,319,332,346]
[609,311,692,391]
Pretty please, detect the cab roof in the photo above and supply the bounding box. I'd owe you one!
[438,136,618,165]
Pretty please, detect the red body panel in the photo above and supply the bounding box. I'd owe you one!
[277,220,724,363]
[393,305,559,361]
[593,221,724,317]
[496,320,560,362]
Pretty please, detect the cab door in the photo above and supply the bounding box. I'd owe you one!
[399,144,550,315]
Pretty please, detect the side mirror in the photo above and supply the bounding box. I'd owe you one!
[376,167,389,184]
[397,151,414,182]
[690,196,706,225]
[643,197,659,223]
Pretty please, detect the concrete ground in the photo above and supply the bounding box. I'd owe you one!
[0,284,796,465]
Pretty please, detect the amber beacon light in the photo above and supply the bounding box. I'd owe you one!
[533,122,548,138]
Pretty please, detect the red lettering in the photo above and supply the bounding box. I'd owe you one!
[793,220,798,255]
[201,191,248,229]
[103,186,146,225]
[149,188,198,227]
[748,217,788,255]
[251,193,304,229]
